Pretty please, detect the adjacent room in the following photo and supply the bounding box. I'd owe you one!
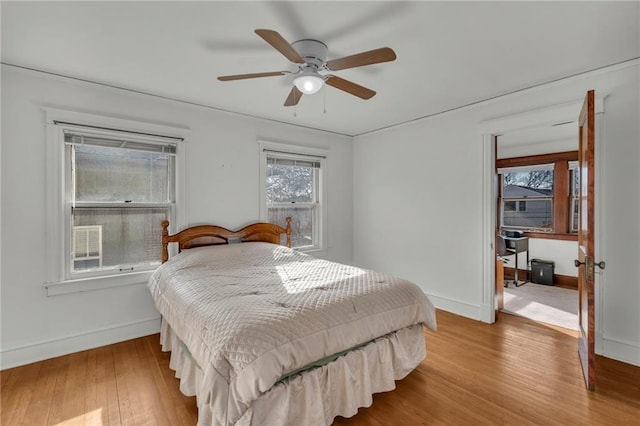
[2,2,639,425]
[495,124,580,331]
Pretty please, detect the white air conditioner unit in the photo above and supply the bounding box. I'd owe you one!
[73,225,103,269]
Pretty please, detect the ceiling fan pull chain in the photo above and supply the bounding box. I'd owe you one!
[323,87,327,114]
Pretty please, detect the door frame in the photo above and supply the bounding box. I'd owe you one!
[478,97,605,325]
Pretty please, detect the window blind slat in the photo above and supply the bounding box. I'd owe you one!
[497,163,554,174]
[267,157,320,168]
[65,133,177,155]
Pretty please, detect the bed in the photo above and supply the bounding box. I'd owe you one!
[148,218,437,426]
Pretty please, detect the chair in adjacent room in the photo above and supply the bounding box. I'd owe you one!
[497,235,514,287]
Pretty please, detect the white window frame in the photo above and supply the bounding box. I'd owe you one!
[44,108,188,296]
[258,141,328,253]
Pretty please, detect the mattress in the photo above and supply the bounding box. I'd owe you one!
[148,242,436,425]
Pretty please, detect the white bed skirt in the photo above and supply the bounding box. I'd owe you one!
[160,319,426,426]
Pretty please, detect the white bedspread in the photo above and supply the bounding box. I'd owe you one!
[148,242,436,425]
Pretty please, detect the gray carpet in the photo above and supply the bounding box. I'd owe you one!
[503,282,578,331]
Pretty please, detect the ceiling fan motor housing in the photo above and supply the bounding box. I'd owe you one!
[291,39,328,70]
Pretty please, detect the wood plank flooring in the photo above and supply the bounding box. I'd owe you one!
[2,310,639,425]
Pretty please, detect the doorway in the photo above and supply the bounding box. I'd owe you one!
[495,129,579,332]
[479,97,603,326]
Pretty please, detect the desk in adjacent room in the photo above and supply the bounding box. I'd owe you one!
[504,236,529,286]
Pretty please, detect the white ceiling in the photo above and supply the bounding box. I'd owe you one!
[497,120,578,159]
[2,1,639,137]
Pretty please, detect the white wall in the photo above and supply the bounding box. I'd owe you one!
[497,137,577,159]
[353,64,640,366]
[503,239,578,278]
[2,62,637,369]
[0,66,353,369]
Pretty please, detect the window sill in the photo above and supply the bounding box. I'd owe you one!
[522,232,578,241]
[44,270,154,296]
[297,247,328,258]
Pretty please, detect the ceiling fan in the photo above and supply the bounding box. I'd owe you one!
[217,29,397,106]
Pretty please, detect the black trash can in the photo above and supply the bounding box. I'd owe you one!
[530,259,555,285]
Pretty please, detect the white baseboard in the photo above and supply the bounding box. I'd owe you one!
[597,333,640,367]
[426,294,482,321]
[1,316,161,370]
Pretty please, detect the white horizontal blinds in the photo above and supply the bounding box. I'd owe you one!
[266,157,321,169]
[64,132,177,155]
[497,163,554,174]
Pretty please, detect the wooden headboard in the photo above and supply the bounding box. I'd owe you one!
[161,217,292,263]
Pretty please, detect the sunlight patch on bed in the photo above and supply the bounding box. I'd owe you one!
[275,260,367,294]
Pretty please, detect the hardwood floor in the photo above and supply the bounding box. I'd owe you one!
[2,311,639,425]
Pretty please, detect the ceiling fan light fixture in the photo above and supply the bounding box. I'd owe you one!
[294,74,324,95]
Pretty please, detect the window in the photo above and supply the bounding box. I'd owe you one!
[496,151,578,236]
[66,131,176,277]
[500,166,554,231]
[505,200,527,212]
[259,143,327,251]
[570,162,579,232]
[45,109,186,295]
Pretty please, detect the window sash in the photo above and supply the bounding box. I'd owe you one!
[267,204,317,249]
[71,145,175,204]
[64,129,176,280]
[501,197,554,231]
[266,159,319,204]
[570,197,579,232]
[262,147,324,250]
[499,163,557,232]
[68,205,171,277]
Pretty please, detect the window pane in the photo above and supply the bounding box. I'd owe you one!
[72,207,167,273]
[571,198,579,232]
[571,169,580,196]
[268,205,314,248]
[503,170,554,196]
[266,163,314,203]
[74,145,172,203]
[502,167,554,230]
[502,199,553,229]
[504,200,516,212]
